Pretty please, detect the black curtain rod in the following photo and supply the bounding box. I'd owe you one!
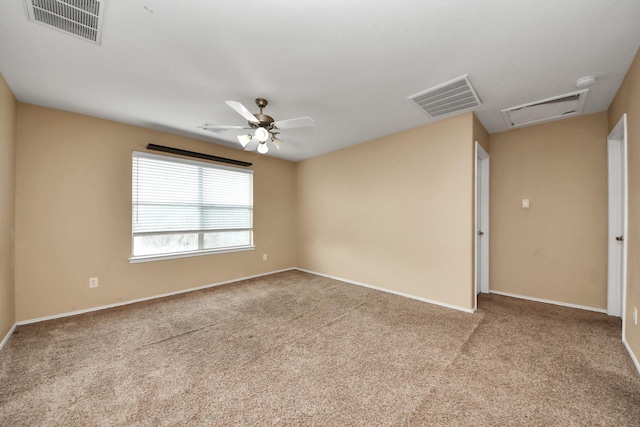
[146,144,252,167]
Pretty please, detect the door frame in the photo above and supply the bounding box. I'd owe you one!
[474,142,490,309]
[607,114,628,325]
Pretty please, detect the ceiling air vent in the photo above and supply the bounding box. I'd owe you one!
[501,90,588,128]
[408,75,482,119]
[24,0,107,45]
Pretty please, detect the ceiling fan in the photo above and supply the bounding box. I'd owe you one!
[198,98,314,154]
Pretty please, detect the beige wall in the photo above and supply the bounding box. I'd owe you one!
[473,113,490,153]
[0,74,16,339]
[15,104,296,321]
[296,113,476,310]
[609,47,640,361]
[489,112,608,309]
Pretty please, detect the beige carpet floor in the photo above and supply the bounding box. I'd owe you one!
[1,270,639,426]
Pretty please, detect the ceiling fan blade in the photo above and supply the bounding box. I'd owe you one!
[273,116,314,129]
[199,123,251,129]
[198,123,251,131]
[225,101,260,124]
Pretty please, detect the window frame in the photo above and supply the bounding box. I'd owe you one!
[129,151,255,263]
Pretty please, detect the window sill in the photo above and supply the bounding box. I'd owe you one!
[129,246,255,264]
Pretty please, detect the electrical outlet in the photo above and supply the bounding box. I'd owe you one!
[89,277,98,288]
[263,254,268,261]
[634,307,638,326]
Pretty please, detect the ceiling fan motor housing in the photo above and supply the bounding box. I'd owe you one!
[252,98,275,129]
[252,113,275,129]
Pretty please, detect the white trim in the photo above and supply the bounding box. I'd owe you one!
[622,113,629,337]
[607,113,628,319]
[474,143,478,308]
[296,268,475,314]
[0,323,17,351]
[474,142,490,311]
[489,290,607,314]
[623,338,640,375]
[129,245,255,264]
[16,268,295,326]
[480,155,489,295]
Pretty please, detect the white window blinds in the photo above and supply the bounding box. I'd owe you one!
[132,151,253,236]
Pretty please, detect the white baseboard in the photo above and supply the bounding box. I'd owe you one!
[488,290,607,314]
[296,268,475,314]
[17,268,296,326]
[623,338,640,375]
[0,323,17,351]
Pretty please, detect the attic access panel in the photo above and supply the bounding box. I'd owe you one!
[501,90,589,128]
[24,0,107,44]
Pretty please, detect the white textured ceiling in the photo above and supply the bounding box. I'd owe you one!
[1,0,639,161]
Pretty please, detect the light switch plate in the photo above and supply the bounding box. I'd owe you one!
[522,199,530,208]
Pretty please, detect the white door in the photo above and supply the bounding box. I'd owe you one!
[475,142,490,303]
[607,114,627,318]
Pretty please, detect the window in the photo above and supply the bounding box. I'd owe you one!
[131,151,254,261]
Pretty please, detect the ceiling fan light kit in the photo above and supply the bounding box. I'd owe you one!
[254,127,270,142]
[257,142,269,154]
[202,98,314,154]
[272,136,284,150]
[237,133,252,148]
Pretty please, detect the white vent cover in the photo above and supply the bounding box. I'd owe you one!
[501,90,588,128]
[408,75,482,118]
[24,0,107,44]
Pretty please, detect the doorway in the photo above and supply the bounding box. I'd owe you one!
[607,114,627,321]
[475,142,490,309]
